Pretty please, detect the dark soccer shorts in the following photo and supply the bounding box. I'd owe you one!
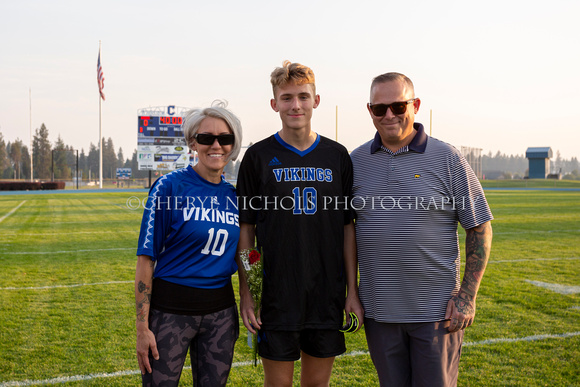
[257,328,346,361]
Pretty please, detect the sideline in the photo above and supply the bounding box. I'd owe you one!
[2,187,580,195]
[1,332,579,386]
[0,200,26,223]
[0,189,148,196]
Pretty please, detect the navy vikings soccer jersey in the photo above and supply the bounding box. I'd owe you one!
[236,133,353,330]
[137,166,240,289]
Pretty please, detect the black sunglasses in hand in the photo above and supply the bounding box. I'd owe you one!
[368,98,416,116]
[194,133,235,146]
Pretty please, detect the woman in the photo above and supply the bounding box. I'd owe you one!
[135,100,243,386]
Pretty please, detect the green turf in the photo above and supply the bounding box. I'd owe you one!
[0,188,578,386]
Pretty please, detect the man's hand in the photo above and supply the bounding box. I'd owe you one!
[445,290,475,332]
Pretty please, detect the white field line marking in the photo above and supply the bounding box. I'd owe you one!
[1,332,578,387]
[0,281,133,290]
[461,331,580,346]
[455,257,579,265]
[2,248,134,255]
[488,257,579,264]
[492,229,580,235]
[102,198,146,213]
[525,280,580,295]
[2,230,138,237]
[17,220,132,225]
[0,201,26,223]
[1,257,577,291]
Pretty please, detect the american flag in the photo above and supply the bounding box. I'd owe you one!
[97,51,105,101]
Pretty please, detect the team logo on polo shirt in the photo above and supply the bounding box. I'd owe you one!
[414,174,421,178]
[268,157,282,166]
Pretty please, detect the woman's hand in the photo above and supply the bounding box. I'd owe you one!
[239,286,261,334]
[136,327,159,374]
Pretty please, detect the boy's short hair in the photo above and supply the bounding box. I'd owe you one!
[270,60,316,96]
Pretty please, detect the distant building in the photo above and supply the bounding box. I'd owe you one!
[525,147,552,179]
[460,146,482,179]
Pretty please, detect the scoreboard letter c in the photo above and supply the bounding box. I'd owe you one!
[167,105,175,115]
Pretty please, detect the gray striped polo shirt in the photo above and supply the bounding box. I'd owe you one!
[350,123,493,323]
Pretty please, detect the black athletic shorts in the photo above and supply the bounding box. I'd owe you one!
[257,328,346,361]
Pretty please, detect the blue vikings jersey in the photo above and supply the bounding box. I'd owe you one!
[137,166,240,289]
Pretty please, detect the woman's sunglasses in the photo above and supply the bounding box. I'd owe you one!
[194,133,235,146]
[368,99,416,116]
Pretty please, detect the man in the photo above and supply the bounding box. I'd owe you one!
[350,72,493,387]
[236,61,363,387]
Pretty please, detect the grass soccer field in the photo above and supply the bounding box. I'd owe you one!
[0,187,579,386]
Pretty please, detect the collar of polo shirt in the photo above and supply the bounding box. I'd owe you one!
[370,122,428,154]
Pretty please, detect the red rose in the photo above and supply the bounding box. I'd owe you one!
[249,250,261,265]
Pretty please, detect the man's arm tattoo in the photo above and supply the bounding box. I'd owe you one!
[454,290,475,315]
[462,222,492,297]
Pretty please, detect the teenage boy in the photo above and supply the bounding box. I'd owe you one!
[236,61,363,387]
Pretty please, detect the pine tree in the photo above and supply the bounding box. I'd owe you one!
[102,137,117,179]
[79,149,87,181]
[117,147,125,168]
[9,139,24,179]
[0,132,8,177]
[87,143,99,180]
[32,124,52,179]
[20,145,31,180]
[53,135,70,179]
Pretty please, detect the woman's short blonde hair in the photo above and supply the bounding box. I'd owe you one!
[182,100,243,162]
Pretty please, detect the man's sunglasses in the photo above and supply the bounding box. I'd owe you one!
[194,133,235,146]
[368,99,416,116]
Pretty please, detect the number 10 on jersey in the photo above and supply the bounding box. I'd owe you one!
[292,187,317,215]
[201,228,228,256]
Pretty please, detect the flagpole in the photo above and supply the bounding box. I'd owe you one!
[98,41,103,189]
[30,88,33,181]
[99,87,103,189]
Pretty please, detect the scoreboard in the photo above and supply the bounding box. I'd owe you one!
[137,106,191,171]
[138,116,184,139]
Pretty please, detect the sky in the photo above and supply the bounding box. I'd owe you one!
[1,0,579,164]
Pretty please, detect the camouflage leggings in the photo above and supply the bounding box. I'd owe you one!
[142,305,239,387]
